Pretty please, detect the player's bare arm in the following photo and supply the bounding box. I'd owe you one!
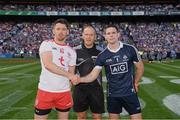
[134,60,144,92]
[68,65,76,75]
[80,67,102,83]
[68,65,76,87]
[41,51,75,79]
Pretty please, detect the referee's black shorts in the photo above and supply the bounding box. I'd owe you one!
[73,81,105,113]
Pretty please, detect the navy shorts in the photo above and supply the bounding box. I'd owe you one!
[107,94,141,115]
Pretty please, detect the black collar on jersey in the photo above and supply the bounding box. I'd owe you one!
[82,43,96,52]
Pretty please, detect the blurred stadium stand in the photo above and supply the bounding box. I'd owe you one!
[0,0,179,4]
[0,0,179,60]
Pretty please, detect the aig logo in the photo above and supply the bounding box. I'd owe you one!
[110,62,128,74]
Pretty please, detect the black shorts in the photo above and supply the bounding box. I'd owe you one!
[107,94,141,115]
[34,107,70,115]
[73,81,105,113]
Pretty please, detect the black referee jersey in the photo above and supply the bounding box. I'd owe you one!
[74,43,103,85]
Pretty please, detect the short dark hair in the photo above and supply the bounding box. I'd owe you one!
[103,24,119,34]
[82,24,97,34]
[52,18,70,29]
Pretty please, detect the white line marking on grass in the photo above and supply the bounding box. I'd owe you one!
[0,78,17,85]
[7,73,34,75]
[11,107,28,110]
[0,90,33,103]
[0,73,34,85]
[161,63,180,69]
[170,79,180,84]
[0,73,34,78]
[140,77,154,84]
[0,77,18,84]
[0,62,38,72]
[0,91,19,103]
[159,76,178,79]
[0,90,33,117]
[14,73,34,78]
[163,94,180,115]
[0,78,11,80]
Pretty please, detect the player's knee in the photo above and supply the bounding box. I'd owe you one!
[92,113,102,119]
[35,107,51,115]
[77,112,87,119]
[130,113,142,120]
[78,115,86,119]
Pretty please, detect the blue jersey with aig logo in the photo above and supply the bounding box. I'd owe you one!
[95,42,141,97]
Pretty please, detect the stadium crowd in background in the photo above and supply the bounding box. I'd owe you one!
[0,21,179,61]
[0,4,180,12]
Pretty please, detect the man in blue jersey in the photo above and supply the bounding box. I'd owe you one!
[73,24,144,120]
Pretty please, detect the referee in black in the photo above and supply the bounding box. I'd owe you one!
[73,24,105,119]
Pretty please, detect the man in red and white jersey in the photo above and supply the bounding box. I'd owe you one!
[34,19,77,120]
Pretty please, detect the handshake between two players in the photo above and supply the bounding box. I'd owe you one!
[69,75,81,85]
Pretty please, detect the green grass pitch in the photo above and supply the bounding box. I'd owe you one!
[0,58,180,119]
